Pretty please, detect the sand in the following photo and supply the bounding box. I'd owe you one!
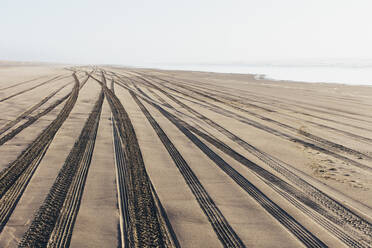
[0,63,371,247]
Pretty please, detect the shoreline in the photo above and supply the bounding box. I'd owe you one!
[139,64,372,86]
[2,59,372,86]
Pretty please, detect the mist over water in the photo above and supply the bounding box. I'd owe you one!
[147,60,372,86]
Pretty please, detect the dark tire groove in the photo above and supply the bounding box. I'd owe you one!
[136,75,372,173]
[0,74,81,233]
[117,81,327,248]
[0,74,70,103]
[159,77,372,159]
[91,74,176,248]
[115,77,372,247]
[0,76,89,146]
[19,90,104,247]
[149,74,372,124]
[0,80,74,136]
[177,82,372,144]
[0,75,48,91]
[150,75,372,134]
[131,90,245,248]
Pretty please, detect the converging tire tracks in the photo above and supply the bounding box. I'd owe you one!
[136,75,372,173]
[19,90,104,247]
[0,74,81,233]
[114,80,327,248]
[91,74,178,248]
[0,79,73,136]
[141,74,372,162]
[181,83,372,144]
[151,74,372,124]
[131,89,245,248]
[0,74,70,103]
[170,78,372,156]
[115,75,372,247]
[0,75,48,91]
[0,76,89,146]
[166,78,372,134]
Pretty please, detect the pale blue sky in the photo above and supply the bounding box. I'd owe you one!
[1,0,372,65]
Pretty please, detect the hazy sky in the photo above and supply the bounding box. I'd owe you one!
[1,0,372,65]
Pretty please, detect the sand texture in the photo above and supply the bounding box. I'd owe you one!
[0,63,371,247]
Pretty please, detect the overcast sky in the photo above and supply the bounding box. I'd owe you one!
[1,0,372,65]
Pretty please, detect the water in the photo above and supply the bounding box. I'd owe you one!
[144,62,372,86]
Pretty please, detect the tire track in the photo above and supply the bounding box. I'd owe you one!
[0,76,89,146]
[117,73,208,130]
[175,81,372,134]
[19,90,104,247]
[149,182,181,248]
[208,85,372,143]
[140,74,372,162]
[159,78,372,144]
[137,70,372,108]
[175,88,372,145]
[116,70,370,154]
[116,81,326,248]
[91,74,177,248]
[146,73,372,134]
[136,75,372,173]
[149,74,372,124]
[47,91,104,248]
[0,75,48,91]
[181,79,372,147]
[197,88,372,161]
[131,90,245,248]
[112,116,180,248]
[107,73,211,146]
[0,74,69,103]
[131,75,372,236]
[115,77,372,247]
[0,80,73,136]
[112,115,131,248]
[0,74,81,232]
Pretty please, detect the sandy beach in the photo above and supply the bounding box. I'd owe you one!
[0,62,371,247]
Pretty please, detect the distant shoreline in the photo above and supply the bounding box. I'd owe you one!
[2,60,372,86]
[142,63,372,86]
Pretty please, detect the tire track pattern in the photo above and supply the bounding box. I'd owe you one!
[175,82,372,144]
[0,80,73,136]
[0,75,47,91]
[19,90,104,247]
[0,75,66,103]
[168,79,372,160]
[131,91,245,248]
[100,78,175,248]
[109,75,179,248]
[125,85,327,248]
[112,116,131,247]
[0,76,88,146]
[145,77,372,173]
[152,74,372,125]
[0,74,81,232]
[125,75,372,245]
